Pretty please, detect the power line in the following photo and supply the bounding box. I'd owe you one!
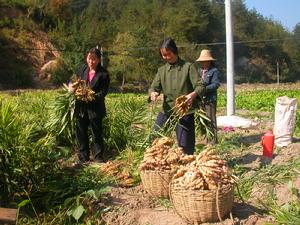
[179,37,300,47]
[2,37,300,54]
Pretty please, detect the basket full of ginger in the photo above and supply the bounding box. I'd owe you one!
[139,137,195,198]
[169,146,235,224]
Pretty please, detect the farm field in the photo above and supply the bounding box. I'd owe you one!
[0,83,300,225]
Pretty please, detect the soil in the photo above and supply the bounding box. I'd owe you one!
[98,115,300,225]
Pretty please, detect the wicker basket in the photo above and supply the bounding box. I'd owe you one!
[170,182,234,224]
[140,169,174,198]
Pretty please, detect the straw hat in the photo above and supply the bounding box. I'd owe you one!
[196,49,216,62]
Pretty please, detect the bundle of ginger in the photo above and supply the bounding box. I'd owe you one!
[172,146,235,190]
[174,95,191,117]
[139,137,195,171]
[71,79,95,102]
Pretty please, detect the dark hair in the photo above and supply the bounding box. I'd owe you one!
[159,38,178,57]
[88,47,102,59]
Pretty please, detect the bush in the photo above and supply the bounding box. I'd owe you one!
[0,101,57,205]
[0,66,34,89]
[51,59,73,85]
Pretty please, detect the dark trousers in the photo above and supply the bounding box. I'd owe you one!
[154,112,195,155]
[202,101,218,144]
[76,114,104,162]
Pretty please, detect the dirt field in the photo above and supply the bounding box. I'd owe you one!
[98,110,300,225]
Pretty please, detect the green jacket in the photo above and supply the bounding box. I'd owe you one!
[150,58,205,114]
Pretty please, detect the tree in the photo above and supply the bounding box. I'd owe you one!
[109,32,145,90]
[161,0,210,43]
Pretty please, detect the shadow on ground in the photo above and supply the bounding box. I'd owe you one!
[240,133,263,145]
[232,202,266,220]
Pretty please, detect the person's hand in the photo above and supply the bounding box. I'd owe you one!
[150,92,159,102]
[68,82,74,93]
[185,91,197,107]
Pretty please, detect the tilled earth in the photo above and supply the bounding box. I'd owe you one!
[100,112,300,225]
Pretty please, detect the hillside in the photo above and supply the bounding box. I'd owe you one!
[0,3,59,89]
[1,0,300,90]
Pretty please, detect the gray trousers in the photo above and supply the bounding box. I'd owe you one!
[202,101,218,144]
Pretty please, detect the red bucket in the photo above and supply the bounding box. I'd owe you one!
[261,130,274,158]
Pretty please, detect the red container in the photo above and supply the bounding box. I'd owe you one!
[261,130,275,158]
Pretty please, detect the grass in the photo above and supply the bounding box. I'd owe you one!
[235,157,300,201]
[156,198,172,209]
[269,200,300,225]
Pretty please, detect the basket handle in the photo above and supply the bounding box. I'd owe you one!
[169,180,179,214]
[216,183,222,222]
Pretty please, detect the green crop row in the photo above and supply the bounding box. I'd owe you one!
[218,89,300,111]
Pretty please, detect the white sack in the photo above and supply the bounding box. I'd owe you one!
[274,96,298,147]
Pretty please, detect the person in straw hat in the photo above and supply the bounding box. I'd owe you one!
[149,38,205,155]
[196,49,220,144]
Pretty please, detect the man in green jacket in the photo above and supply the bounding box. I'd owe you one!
[149,38,205,154]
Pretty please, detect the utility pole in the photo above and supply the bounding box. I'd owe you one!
[217,0,256,128]
[100,46,104,67]
[225,0,235,116]
[276,60,280,85]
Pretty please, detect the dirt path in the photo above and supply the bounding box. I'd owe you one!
[101,184,277,225]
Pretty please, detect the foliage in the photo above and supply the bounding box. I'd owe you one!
[267,181,300,225]
[218,89,300,112]
[269,201,300,225]
[115,146,145,184]
[45,86,76,146]
[0,86,300,223]
[51,58,73,84]
[3,0,300,89]
[295,111,300,137]
[0,33,34,89]
[0,100,57,205]
[103,94,150,152]
[18,166,113,224]
[236,159,300,200]
[109,32,145,90]
[195,108,213,139]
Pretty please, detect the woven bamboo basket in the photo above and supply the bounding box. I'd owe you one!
[140,169,174,198]
[169,182,234,224]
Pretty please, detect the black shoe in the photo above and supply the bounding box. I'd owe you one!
[73,160,87,168]
[93,156,105,163]
[94,152,105,162]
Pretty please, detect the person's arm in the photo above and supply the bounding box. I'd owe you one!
[149,70,162,102]
[94,70,110,99]
[185,63,205,105]
[205,69,220,92]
